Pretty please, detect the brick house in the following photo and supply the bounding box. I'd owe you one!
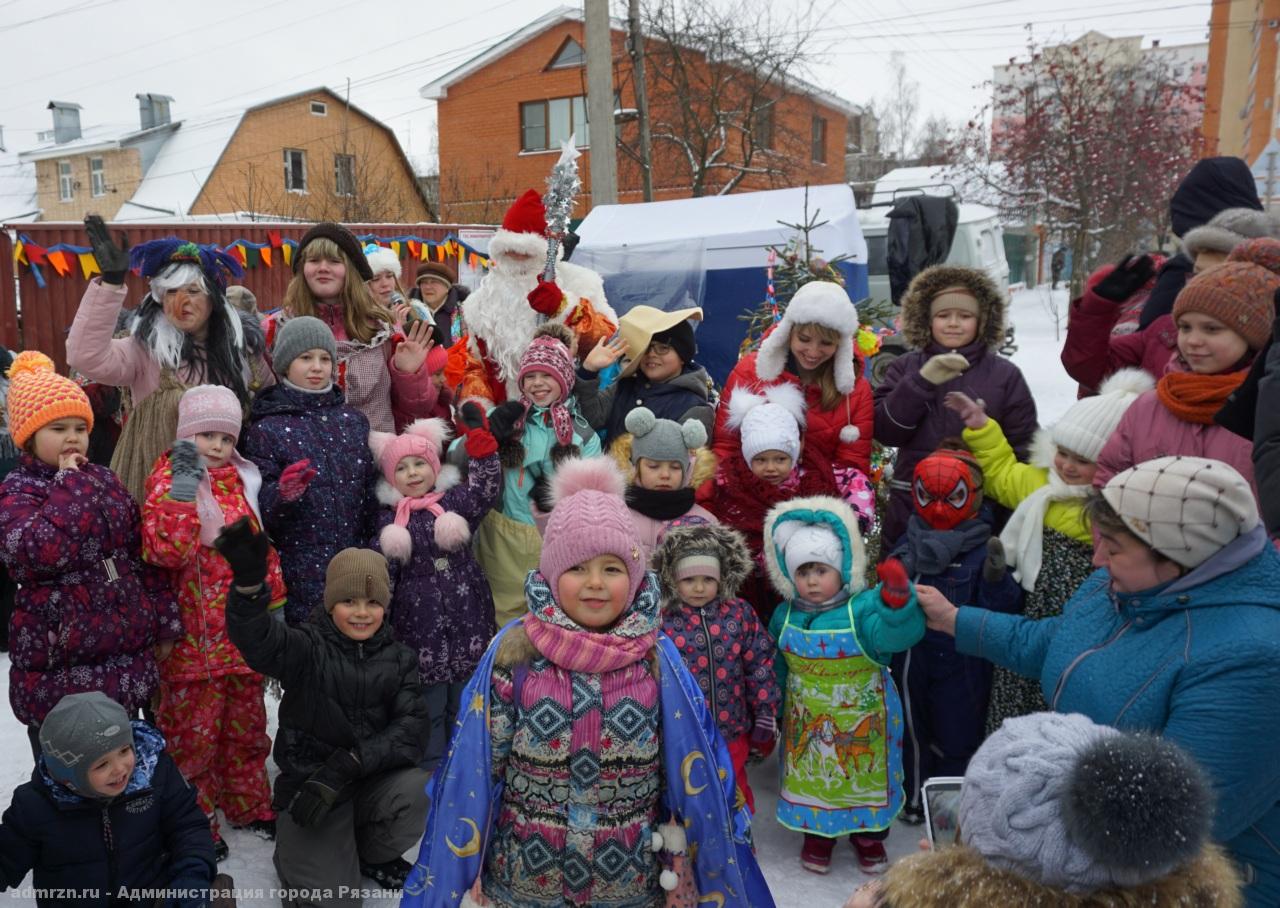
[19,89,431,223]
[422,5,858,223]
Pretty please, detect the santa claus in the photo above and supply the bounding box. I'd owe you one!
[458,189,617,408]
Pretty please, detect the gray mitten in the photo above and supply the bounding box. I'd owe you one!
[169,440,204,503]
[983,537,1007,584]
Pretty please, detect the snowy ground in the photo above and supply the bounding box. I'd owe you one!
[0,286,1073,908]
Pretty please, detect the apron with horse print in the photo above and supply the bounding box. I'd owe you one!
[776,600,906,836]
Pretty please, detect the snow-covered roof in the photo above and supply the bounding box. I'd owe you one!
[18,122,173,162]
[115,112,242,222]
[0,145,39,224]
[870,164,1008,208]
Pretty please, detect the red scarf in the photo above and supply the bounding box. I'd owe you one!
[1156,369,1247,425]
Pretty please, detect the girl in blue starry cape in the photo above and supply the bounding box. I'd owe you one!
[763,495,925,875]
[400,457,773,908]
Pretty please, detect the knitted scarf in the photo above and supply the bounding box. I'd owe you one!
[893,515,991,578]
[523,569,660,673]
[393,490,448,534]
[1156,369,1248,425]
[625,485,696,520]
[999,469,1092,592]
[517,397,575,449]
[197,456,263,547]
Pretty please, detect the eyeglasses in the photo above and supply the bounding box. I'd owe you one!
[647,342,674,357]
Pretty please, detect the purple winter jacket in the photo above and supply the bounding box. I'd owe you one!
[372,453,503,685]
[0,456,181,726]
[874,341,1038,546]
[244,383,380,625]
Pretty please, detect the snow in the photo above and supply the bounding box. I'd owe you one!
[0,283,1077,907]
[117,113,243,222]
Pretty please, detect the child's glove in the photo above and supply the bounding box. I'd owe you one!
[1093,253,1155,302]
[288,748,362,827]
[213,516,270,591]
[526,277,564,317]
[943,391,988,430]
[749,713,777,760]
[459,401,498,459]
[919,353,970,386]
[83,215,130,285]
[982,537,1007,583]
[168,439,204,503]
[278,458,316,502]
[529,474,554,514]
[876,558,911,609]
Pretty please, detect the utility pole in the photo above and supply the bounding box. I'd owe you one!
[627,0,654,201]
[584,0,618,206]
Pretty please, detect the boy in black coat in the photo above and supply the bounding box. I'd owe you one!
[218,519,430,905]
[0,691,215,907]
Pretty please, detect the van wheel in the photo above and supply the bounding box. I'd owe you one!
[868,341,907,388]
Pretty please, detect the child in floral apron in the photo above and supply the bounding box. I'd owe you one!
[763,495,925,875]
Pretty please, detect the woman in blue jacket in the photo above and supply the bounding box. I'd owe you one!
[917,455,1280,908]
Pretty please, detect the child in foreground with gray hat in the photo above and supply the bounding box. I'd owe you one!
[846,711,1242,907]
[0,691,216,905]
[215,519,430,897]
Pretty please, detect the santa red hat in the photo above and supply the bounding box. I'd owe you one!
[491,190,551,262]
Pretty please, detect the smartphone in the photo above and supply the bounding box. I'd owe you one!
[921,776,964,848]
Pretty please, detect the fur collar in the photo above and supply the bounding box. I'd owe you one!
[653,523,754,606]
[898,265,1007,351]
[373,464,462,507]
[880,843,1243,908]
[762,494,867,600]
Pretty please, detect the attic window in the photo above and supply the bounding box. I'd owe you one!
[549,37,585,69]
[310,101,328,116]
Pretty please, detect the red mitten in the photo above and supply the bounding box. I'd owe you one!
[877,557,911,609]
[527,277,564,316]
[278,458,317,502]
[459,401,498,459]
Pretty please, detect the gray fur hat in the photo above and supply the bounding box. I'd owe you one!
[273,315,337,379]
[1182,207,1280,259]
[652,523,754,606]
[39,692,134,798]
[960,712,1214,893]
[625,407,708,485]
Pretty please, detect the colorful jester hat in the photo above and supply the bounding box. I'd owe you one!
[128,238,244,290]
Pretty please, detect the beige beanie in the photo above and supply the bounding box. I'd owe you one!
[324,548,391,611]
[1101,456,1258,567]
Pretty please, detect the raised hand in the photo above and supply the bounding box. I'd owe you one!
[582,335,630,373]
[458,401,498,458]
[168,439,204,503]
[83,215,130,285]
[943,391,988,430]
[392,318,435,374]
[213,516,270,591]
[278,459,316,502]
[1093,254,1155,303]
[876,558,911,609]
[919,352,969,386]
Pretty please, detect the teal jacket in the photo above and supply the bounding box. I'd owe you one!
[499,398,601,526]
[956,527,1280,908]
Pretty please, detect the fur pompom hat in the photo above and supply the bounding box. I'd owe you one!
[1172,236,1280,351]
[725,382,806,464]
[539,457,647,604]
[6,351,94,448]
[368,419,469,559]
[625,407,708,486]
[1049,367,1154,463]
[755,281,860,394]
[362,243,402,280]
[960,711,1214,893]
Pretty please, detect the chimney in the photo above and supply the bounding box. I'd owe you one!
[136,93,174,131]
[1152,39,1161,48]
[47,101,82,144]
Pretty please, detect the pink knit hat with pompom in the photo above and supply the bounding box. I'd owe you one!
[539,457,647,604]
[368,419,470,559]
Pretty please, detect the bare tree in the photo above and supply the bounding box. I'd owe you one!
[621,0,824,197]
[879,52,919,160]
[914,114,952,165]
[438,160,518,224]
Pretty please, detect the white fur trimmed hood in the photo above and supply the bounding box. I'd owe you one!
[762,494,867,601]
[374,464,462,507]
[756,281,860,394]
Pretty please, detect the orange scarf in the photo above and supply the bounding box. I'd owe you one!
[1156,369,1248,425]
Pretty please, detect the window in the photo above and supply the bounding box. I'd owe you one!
[284,148,307,192]
[335,153,355,197]
[58,160,73,201]
[549,37,585,69]
[310,101,327,116]
[811,116,827,163]
[753,103,775,150]
[520,96,590,152]
[90,157,106,197]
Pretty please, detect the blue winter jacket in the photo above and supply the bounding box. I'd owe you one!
[955,526,1280,908]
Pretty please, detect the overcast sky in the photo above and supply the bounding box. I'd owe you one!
[0,0,1213,172]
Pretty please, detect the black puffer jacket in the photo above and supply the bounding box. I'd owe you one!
[226,585,427,811]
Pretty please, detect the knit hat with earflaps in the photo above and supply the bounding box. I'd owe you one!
[1050,368,1154,463]
[324,548,391,611]
[1100,456,1258,568]
[6,351,94,448]
[755,281,860,394]
[294,222,373,281]
[725,382,806,464]
[1172,237,1280,352]
[960,711,1215,893]
[40,692,134,799]
[1182,207,1280,259]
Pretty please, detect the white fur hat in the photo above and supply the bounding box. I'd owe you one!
[755,281,860,394]
[725,383,806,463]
[363,244,402,279]
[1050,368,1154,463]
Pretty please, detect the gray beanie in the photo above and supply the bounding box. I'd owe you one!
[625,407,707,485]
[1182,207,1280,258]
[39,692,134,798]
[273,315,337,379]
[959,712,1214,893]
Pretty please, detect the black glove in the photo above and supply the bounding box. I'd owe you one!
[84,215,130,285]
[288,748,362,828]
[213,516,269,591]
[982,537,1008,584]
[487,400,526,445]
[459,400,487,432]
[168,440,204,503]
[1093,254,1155,303]
[530,473,554,514]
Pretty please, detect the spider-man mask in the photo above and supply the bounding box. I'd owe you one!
[913,451,982,530]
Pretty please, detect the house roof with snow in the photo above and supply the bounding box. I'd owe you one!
[111,111,243,222]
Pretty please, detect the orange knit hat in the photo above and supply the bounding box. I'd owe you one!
[6,351,94,447]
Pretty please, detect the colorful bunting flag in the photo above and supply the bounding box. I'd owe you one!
[79,252,100,279]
